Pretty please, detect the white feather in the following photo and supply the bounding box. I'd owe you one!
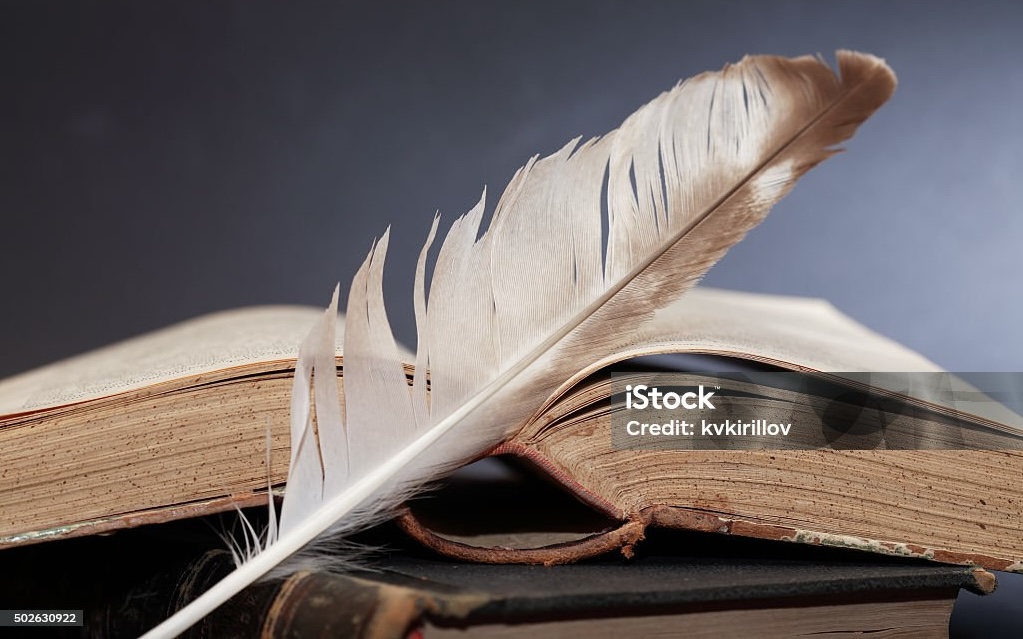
[143,51,896,637]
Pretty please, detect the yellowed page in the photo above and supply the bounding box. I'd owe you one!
[0,306,343,415]
[640,287,943,372]
[597,288,1023,432]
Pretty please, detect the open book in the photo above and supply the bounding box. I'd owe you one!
[1,287,1020,573]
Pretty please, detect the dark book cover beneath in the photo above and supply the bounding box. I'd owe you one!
[0,517,994,638]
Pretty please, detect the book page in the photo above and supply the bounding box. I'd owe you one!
[637,287,943,372]
[0,306,345,416]
[613,288,1023,432]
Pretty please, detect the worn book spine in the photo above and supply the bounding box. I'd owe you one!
[0,525,996,639]
[85,551,429,639]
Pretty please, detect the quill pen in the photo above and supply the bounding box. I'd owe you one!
[144,51,895,637]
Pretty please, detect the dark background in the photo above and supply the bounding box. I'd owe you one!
[1,1,1020,635]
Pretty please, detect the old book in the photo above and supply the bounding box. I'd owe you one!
[0,519,997,639]
[1,287,1021,575]
[397,290,1023,573]
[89,553,1003,639]
[0,305,351,546]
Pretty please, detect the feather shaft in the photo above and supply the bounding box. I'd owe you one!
[144,51,896,637]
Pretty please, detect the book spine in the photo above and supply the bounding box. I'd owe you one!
[89,551,421,639]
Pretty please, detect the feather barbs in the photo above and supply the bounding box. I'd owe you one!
[143,51,896,638]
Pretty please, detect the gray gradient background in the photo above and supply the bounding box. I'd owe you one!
[1,1,1020,634]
